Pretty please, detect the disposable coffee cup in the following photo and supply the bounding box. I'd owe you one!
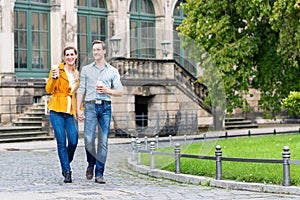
[96,80,104,94]
[51,65,59,78]
[97,80,104,87]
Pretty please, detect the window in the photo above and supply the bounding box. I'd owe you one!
[14,0,50,78]
[173,0,196,77]
[130,0,155,58]
[77,0,107,68]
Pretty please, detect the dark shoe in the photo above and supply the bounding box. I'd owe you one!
[63,171,72,183]
[95,176,105,184]
[86,167,94,180]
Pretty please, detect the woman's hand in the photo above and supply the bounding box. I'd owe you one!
[77,110,85,121]
[51,65,60,79]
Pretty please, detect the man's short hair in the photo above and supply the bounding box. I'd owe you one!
[92,40,106,50]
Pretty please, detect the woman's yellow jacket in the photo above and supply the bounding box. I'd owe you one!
[45,63,80,118]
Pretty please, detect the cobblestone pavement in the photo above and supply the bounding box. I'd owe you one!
[0,142,300,200]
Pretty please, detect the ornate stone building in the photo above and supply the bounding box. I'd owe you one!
[0,0,213,135]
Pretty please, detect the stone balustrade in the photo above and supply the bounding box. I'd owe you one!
[110,57,207,104]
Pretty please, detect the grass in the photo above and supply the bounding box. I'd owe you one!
[141,133,300,186]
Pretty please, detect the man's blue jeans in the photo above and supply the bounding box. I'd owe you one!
[84,102,112,177]
[50,111,78,174]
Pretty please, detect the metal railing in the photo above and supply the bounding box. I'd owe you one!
[130,133,300,187]
[112,111,198,137]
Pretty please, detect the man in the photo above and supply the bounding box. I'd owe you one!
[77,40,123,184]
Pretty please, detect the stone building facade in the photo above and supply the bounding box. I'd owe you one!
[0,0,213,133]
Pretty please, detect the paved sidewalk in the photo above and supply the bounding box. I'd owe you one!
[0,125,300,199]
[0,124,298,151]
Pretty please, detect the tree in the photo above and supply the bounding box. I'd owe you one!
[177,0,300,118]
[281,91,300,117]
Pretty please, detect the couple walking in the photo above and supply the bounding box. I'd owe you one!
[45,40,123,184]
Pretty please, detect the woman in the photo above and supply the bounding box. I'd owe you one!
[45,46,80,183]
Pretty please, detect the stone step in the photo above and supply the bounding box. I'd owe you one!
[225,117,258,130]
[32,105,47,111]
[30,107,45,112]
[225,124,258,129]
[13,121,42,126]
[0,135,54,143]
[18,116,43,121]
[225,123,258,130]
[23,111,45,116]
[0,131,49,138]
[34,103,46,107]
[0,126,42,133]
[225,120,253,126]
[0,97,53,143]
[225,117,246,122]
[0,126,53,143]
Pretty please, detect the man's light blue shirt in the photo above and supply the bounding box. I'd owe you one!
[77,61,123,101]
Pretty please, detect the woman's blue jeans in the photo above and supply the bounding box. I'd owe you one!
[84,102,111,177]
[50,110,78,174]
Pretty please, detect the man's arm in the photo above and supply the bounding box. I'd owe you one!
[107,88,123,97]
[76,67,86,121]
[76,93,85,121]
[110,69,123,97]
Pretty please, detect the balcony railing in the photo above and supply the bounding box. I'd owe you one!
[109,57,209,111]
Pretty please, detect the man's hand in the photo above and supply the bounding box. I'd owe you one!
[96,85,108,94]
[77,110,85,121]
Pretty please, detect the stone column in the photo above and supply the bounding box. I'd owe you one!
[62,0,77,47]
[50,0,77,64]
[152,0,173,59]
[50,1,63,64]
[0,0,15,76]
[0,0,16,124]
[114,0,128,57]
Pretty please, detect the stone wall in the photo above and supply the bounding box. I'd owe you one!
[0,76,47,125]
[111,84,213,133]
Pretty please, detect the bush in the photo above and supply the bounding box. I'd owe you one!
[281,91,300,117]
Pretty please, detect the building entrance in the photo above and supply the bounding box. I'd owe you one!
[135,95,152,127]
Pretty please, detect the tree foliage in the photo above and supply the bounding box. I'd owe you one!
[177,0,300,118]
[281,91,300,117]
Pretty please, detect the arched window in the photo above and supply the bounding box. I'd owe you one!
[173,0,196,77]
[14,0,50,78]
[130,0,155,58]
[77,0,107,67]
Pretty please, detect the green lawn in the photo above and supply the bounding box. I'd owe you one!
[141,133,300,186]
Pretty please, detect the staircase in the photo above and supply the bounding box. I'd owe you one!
[225,117,258,130]
[0,102,54,143]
